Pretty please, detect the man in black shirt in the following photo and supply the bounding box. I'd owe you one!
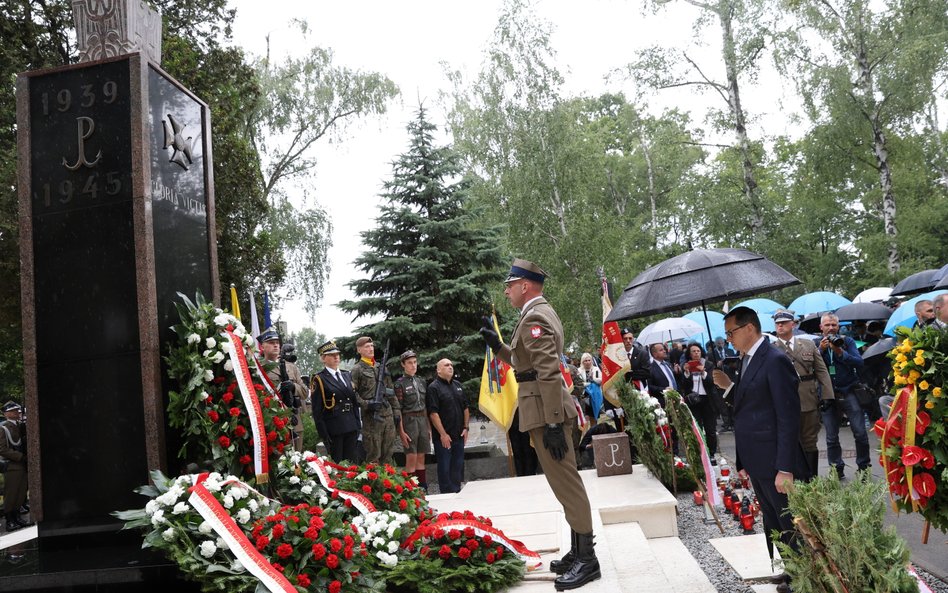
[427,359,469,493]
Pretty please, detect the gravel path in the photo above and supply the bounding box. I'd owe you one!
[675,492,948,593]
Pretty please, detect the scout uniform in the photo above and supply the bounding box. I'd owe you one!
[393,350,431,456]
[350,337,400,464]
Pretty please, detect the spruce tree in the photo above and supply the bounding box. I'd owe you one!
[338,106,505,393]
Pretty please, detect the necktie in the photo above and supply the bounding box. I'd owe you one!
[741,355,750,375]
[662,362,677,390]
[785,340,793,354]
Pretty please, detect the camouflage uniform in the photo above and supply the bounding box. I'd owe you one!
[351,358,400,464]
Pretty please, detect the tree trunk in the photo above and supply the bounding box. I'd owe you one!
[641,139,659,247]
[719,3,763,235]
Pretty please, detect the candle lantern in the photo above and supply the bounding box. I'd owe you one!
[723,487,733,511]
[693,490,704,506]
[740,511,754,534]
[720,466,731,477]
[730,492,741,519]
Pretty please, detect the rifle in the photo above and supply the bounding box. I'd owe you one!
[370,339,392,422]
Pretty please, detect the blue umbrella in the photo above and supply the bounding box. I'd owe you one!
[733,298,785,333]
[683,310,725,345]
[883,290,948,335]
[787,291,851,315]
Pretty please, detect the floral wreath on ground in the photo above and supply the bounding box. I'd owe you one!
[116,295,530,593]
[874,326,948,532]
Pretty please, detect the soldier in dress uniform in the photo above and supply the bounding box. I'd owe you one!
[259,328,309,451]
[480,259,600,591]
[394,350,431,490]
[311,340,362,462]
[350,336,400,464]
[772,309,835,480]
[1,401,33,531]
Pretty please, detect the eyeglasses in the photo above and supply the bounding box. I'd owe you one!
[725,323,749,340]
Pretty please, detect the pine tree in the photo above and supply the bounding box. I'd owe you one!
[338,107,505,393]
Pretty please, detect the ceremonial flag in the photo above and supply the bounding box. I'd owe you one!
[263,292,272,329]
[248,290,261,339]
[230,284,241,321]
[478,311,518,430]
[599,273,630,407]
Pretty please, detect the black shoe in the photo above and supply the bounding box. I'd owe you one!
[6,521,23,532]
[769,572,790,584]
[550,530,577,574]
[554,533,601,590]
[776,582,793,593]
[18,504,29,514]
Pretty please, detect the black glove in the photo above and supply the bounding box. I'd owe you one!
[542,423,568,461]
[367,401,383,413]
[819,398,836,412]
[479,317,502,353]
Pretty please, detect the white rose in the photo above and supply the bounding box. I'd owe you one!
[214,314,230,327]
[162,527,175,541]
[301,485,313,495]
[229,486,246,500]
[150,509,165,526]
[236,508,251,524]
[199,540,217,558]
[377,551,398,568]
[387,540,399,554]
[248,499,259,512]
[172,502,189,515]
[206,337,217,349]
[373,536,385,548]
[198,521,213,534]
[386,523,399,538]
[187,333,201,345]
[204,369,215,382]
[222,495,234,509]
[212,351,225,364]
[224,360,234,372]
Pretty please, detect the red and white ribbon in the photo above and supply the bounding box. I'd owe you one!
[402,518,542,570]
[690,415,721,507]
[187,474,294,593]
[223,330,269,482]
[302,455,377,515]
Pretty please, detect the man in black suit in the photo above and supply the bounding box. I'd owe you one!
[310,340,362,462]
[713,307,803,593]
[647,342,680,407]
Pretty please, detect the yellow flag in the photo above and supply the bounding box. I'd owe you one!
[478,312,519,430]
[230,284,241,321]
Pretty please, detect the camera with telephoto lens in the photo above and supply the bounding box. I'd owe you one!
[280,343,298,364]
[277,342,302,422]
[827,334,846,348]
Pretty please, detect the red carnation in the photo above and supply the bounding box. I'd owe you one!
[304,527,318,540]
[276,443,285,453]
[239,455,252,465]
[255,535,269,550]
[451,511,463,519]
[270,562,283,572]
[329,581,342,593]
[267,430,278,442]
[253,383,263,391]
[213,376,226,384]
[486,552,496,564]
[401,470,410,477]
[466,539,479,550]
[420,545,431,557]
[274,417,285,429]
[438,545,452,559]
[234,425,247,438]
[330,538,343,552]
[296,574,310,587]
[344,499,352,507]
[415,498,421,508]
[399,499,408,510]
[276,543,293,559]
[448,529,461,540]
[464,527,475,538]
[326,553,340,569]
[366,463,376,470]
[272,524,285,538]
[913,472,937,498]
[226,381,237,393]
[222,392,234,404]
[312,543,326,560]
[395,485,404,494]
[382,493,393,503]
[344,547,353,560]
[205,395,213,404]
[367,471,378,480]
[207,410,219,422]
[346,471,357,479]
[229,406,241,417]
[218,436,231,448]
[482,535,493,546]
[433,528,445,539]
[263,396,271,407]
[458,547,471,560]
[311,516,325,530]
[362,485,372,494]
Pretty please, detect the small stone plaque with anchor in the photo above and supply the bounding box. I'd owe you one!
[591,433,633,477]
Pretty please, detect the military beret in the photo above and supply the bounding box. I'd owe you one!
[772,309,796,323]
[400,350,417,362]
[505,258,548,284]
[317,340,341,356]
[355,336,373,348]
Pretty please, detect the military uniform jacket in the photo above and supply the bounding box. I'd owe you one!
[351,359,399,419]
[266,360,310,432]
[497,296,576,432]
[394,375,427,413]
[773,338,835,412]
[311,368,361,437]
[0,419,25,468]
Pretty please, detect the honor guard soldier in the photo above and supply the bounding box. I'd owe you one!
[1,401,33,531]
[311,340,362,463]
[350,337,400,464]
[394,350,431,490]
[259,328,309,451]
[480,259,600,591]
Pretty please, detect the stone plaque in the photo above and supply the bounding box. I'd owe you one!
[592,432,633,477]
[72,0,162,65]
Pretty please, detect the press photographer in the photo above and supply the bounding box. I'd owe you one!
[258,328,309,452]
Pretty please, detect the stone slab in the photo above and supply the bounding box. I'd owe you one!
[648,537,718,593]
[710,533,783,580]
[0,526,37,551]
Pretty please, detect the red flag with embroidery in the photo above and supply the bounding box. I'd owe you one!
[600,275,630,407]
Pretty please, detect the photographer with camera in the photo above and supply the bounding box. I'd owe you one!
[259,328,309,452]
[816,313,869,479]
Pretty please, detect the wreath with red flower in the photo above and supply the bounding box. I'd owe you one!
[875,326,948,532]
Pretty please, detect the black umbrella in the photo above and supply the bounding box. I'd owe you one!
[890,269,938,297]
[798,313,821,334]
[606,248,800,362]
[931,264,948,290]
[862,337,897,361]
[833,302,893,322]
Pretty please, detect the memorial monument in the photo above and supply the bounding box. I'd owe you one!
[8,0,218,586]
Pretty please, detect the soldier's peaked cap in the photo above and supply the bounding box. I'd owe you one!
[2,400,22,413]
[505,258,548,284]
[772,309,796,323]
[318,340,341,356]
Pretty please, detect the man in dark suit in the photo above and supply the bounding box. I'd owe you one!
[310,340,362,462]
[713,307,803,593]
[647,342,680,407]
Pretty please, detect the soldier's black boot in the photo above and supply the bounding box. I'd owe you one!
[553,532,600,590]
[5,512,23,532]
[549,530,577,574]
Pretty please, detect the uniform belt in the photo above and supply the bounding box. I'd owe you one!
[403,410,426,417]
[799,374,816,382]
[515,370,538,382]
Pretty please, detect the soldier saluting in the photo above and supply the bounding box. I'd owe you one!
[350,336,400,465]
[480,259,600,591]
